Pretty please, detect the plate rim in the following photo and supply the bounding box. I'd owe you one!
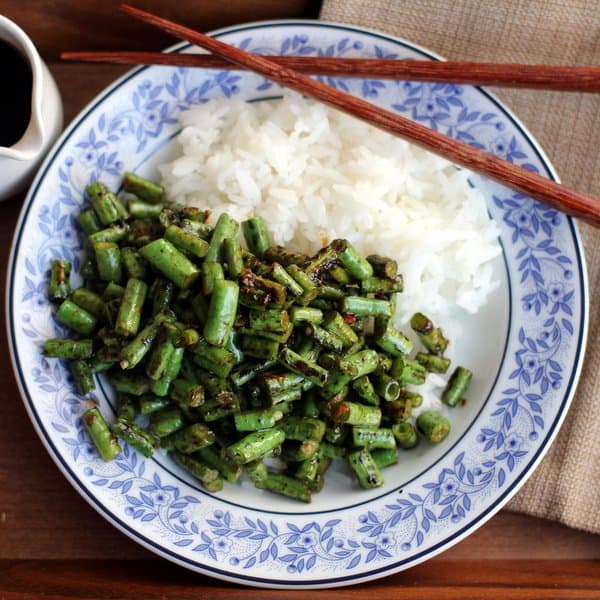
[6,19,589,588]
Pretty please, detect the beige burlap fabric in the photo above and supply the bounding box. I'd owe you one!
[320,0,599,534]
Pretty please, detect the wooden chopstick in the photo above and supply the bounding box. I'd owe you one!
[120,4,600,227]
[61,50,600,92]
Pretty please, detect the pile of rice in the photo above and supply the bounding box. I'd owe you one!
[159,92,501,325]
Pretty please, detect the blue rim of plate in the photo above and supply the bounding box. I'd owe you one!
[6,20,588,588]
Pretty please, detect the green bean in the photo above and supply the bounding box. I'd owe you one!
[128,199,164,219]
[417,411,451,443]
[234,407,285,432]
[192,340,236,378]
[119,320,160,370]
[257,371,305,399]
[347,448,383,489]
[203,280,239,347]
[331,401,381,427]
[352,426,396,450]
[392,422,419,449]
[338,349,379,379]
[271,262,304,297]
[122,172,164,203]
[149,407,185,438]
[56,299,97,335]
[295,450,329,489]
[205,213,238,262]
[289,306,323,326]
[171,451,220,489]
[77,209,102,235]
[151,346,184,396]
[196,371,238,408]
[410,312,449,355]
[81,259,98,280]
[70,360,95,395]
[239,335,280,360]
[82,406,122,461]
[305,323,344,352]
[138,394,171,415]
[112,419,158,457]
[341,296,391,318]
[165,224,210,259]
[366,254,398,279]
[264,246,309,266]
[201,261,224,296]
[168,423,216,454]
[254,472,311,503]
[361,275,404,295]
[115,395,136,423]
[226,428,285,464]
[102,281,124,301]
[94,241,122,283]
[331,239,373,280]
[145,330,175,381]
[139,239,200,289]
[108,370,152,396]
[194,446,242,483]
[383,397,412,422]
[374,328,414,357]
[304,244,339,281]
[278,347,328,388]
[167,379,204,408]
[322,311,359,348]
[278,416,326,441]
[248,309,290,333]
[329,265,351,284]
[115,278,147,337]
[230,359,278,388]
[320,440,348,460]
[43,338,93,360]
[442,366,472,407]
[285,264,318,306]
[371,447,399,469]
[242,216,271,257]
[324,422,348,445]
[173,328,201,348]
[120,247,149,280]
[282,439,319,462]
[373,373,401,402]
[416,352,451,374]
[222,237,244,277]
[71,288,104,319]
[352,375,380,406]
[389,357,427,385]
[300,389,321,418]
[89,222,130,245]
[86,182,123,225]
[49,260,71,301]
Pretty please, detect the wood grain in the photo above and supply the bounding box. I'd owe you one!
[62,51,600,92]
[0,560,599,599]
[1,0,321,59]
[1,0,599,595]
[120,4,600,227]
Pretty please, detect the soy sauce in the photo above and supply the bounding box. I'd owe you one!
[0,40,33,147]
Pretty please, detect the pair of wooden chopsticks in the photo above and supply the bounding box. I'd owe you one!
[65,5,600,226]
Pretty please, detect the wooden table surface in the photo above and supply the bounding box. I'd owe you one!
[1,1,598,598]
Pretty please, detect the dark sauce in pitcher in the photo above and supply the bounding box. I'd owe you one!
[0,40,33,147]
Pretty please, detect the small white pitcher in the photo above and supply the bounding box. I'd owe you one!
[0,15,63,201]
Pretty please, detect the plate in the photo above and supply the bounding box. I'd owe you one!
[7,21,588,588]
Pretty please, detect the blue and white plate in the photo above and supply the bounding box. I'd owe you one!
[7,21,588,588]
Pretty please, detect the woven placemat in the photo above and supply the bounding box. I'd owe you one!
[320,0,599,534]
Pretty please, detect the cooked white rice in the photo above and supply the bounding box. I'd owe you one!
[159,93,502,416]
[159,92,501,331]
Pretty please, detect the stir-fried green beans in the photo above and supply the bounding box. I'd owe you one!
[43,174,475,502]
